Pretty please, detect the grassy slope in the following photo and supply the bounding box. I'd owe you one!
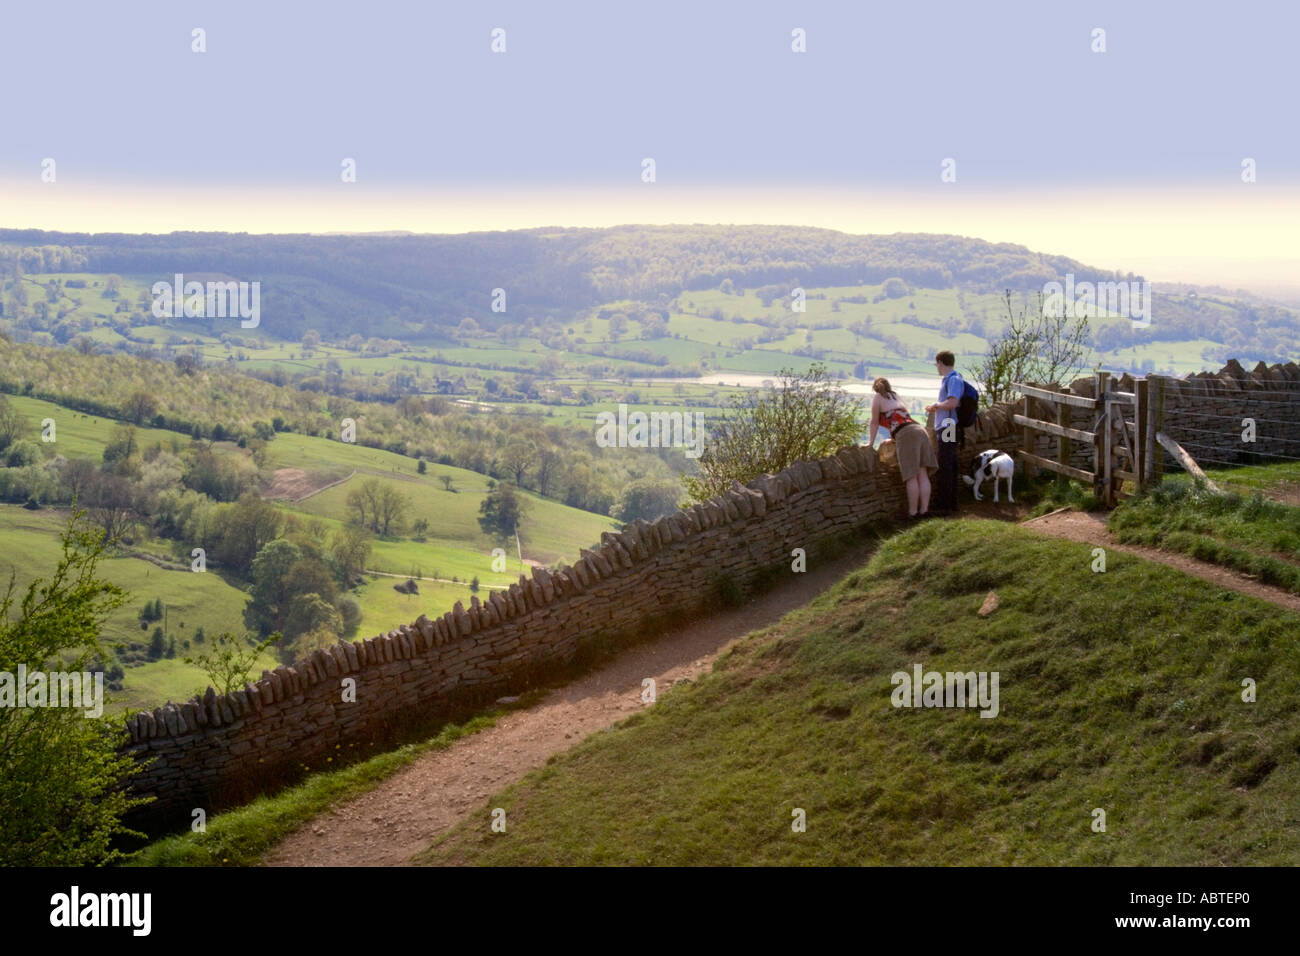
[420,520,1300,865]
[1109,473,1300,593]
[0,506,268,713]
[2,394,182,459]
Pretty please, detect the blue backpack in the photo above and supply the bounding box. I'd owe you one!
[945,372,980,429]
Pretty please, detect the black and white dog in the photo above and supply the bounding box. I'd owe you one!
[963,450,1015,502]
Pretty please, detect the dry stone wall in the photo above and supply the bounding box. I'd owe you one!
[1156,360,1300,468]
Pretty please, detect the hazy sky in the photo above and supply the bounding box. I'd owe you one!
[2,0,1297,287]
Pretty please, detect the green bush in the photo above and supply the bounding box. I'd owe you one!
[0,513,149,865]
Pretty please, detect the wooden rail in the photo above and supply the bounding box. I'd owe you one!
[1012,413,1094,444]
[1155,431,1221,492]
[1014,383,1098,408]
[1017,451,1095,483]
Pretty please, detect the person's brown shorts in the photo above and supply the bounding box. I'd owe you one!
[894,423,937,482]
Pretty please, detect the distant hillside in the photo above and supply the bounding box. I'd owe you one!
[0,226,1126,339]
[4,224,1298,372]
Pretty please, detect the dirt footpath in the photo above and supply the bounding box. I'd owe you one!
[264,538,881,867]
[1023,508,1300,614]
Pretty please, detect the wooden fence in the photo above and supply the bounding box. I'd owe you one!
[1012,372,1179,506]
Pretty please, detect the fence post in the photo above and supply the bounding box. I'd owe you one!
[1056,393,1071,480]
[1135,378,1149,490]
[1022,391,1037,479]
[1095,371,1111,505]
[1150,376,1165,485]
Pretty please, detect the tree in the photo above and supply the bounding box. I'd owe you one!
[4,439,40,468]
[375,484,410,535]
[478,482,526,540]
[84,470,135,543]
[1027,290,1091,387]
[282,592,341,645]
[139,598,163,625]
[244,539,303,635]
[244,538,340,642]
[212,493,283,575]
[283,623,339,665]
[683,363,865,502]
[534,447,562,497]
[498,441,535,486]
[147,627,165,660]
[882,277,909,299]
[972,290,1091,406]
[329,525,371,586]
[122,390,158,424]
[284,556,336,607]
[101,425,138,466]
[336,596,361,637]
[439,474,455,492]
[611,478,681,524]
[0,395,26,453]
[346,483,375,530]
[0,512,148,866]
[185,631,280,697]
[346,478,409,536]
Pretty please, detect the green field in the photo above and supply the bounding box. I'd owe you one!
[0,394,182,461]
[0,504,267,714]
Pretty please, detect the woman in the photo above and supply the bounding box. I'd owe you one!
[869,377,937,518]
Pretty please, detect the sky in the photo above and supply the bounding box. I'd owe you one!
[2,0,1297,290]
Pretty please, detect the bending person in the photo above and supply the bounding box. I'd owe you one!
[869,377,936,519]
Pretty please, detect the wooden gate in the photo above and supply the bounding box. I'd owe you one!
[1011,372,1158,506]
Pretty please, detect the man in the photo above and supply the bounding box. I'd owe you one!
[925,350,963,515]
